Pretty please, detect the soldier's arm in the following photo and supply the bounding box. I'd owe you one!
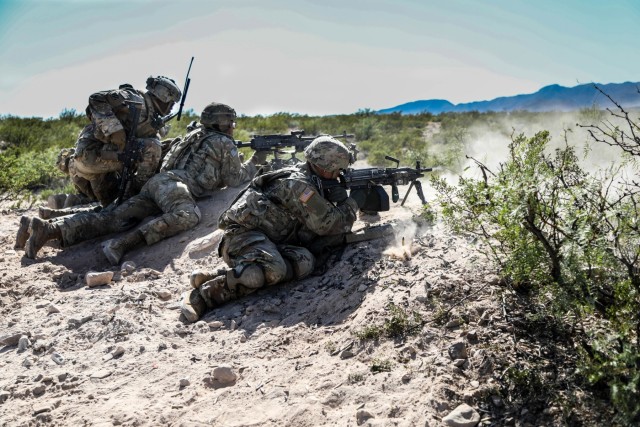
[219,138,257,188]
[87,90,126,139]
[275,178,358,236]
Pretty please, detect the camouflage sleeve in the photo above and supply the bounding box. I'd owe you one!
[273,178,357,236]
[218,138,257,188]
[87,90,125,139]
[193,135,257,191]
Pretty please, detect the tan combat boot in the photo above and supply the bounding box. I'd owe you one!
[180,288,209,324]
[102,230,144,265]
[189,268,226,289]
[15,216,31,250]
[25,218,62,259]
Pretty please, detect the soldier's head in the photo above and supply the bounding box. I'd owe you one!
[145,76,181,115]
[304,136,352,179]
[199,102,237,135]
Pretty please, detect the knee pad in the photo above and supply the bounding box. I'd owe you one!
[281,247,315,279]
[227,264,265,290]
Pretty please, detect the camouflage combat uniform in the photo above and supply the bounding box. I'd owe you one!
[216,162,359,295]
[54,127,258,250]
[70,85,168,205]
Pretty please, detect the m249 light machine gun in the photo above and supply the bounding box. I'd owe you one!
[235,130,356,170]
[317,156,433,212]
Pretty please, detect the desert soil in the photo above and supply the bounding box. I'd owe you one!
[0,184,560,426]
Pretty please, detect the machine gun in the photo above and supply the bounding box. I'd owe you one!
[236,130,356,169]
[115,101,144,205]
[316,156,433,212]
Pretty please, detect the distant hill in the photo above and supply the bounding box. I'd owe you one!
[377,82,640,115]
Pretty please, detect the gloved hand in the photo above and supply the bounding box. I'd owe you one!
[251,150,269,165]
[325,186,349,203]
[150,113,165,131]
[110,129,127,151]
[349,189,368,209]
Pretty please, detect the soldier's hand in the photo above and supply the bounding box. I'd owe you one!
[349,189,368,209]
[151,113,165,131]
[251,150,269,165]
[110,130,127,151]
[325,186,349,203]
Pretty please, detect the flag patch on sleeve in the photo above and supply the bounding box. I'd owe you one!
[299,188,315,203]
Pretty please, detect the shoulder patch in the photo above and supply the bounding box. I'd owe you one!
[230,147,238,158]
[299,187,315,203]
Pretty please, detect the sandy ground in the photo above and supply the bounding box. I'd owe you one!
[0,183,532,427]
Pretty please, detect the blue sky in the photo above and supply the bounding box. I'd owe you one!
[1,0,638,118]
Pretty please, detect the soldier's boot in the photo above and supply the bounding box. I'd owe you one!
[179,289,208,324]
[25,218,62,259]
[102,230,144,266]
[189,268,226,289]
[47,194,67,209]
[180,265,265,323]
[14,216,31,250]
[39,203,102,220]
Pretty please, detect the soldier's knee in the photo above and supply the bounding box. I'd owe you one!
[281,247,316,279]
[227,264,265,290]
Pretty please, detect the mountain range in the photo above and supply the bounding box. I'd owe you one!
[377,82,640,115]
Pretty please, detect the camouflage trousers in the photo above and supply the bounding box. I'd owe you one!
[218,228,316,294]
[71,124,162,205]
[58,171,201,247]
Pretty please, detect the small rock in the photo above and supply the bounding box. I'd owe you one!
[340,350,354,359]
[453,358,466,368]
[22,357,35,368]
[356,409,374,425]
[357,284,368,292]
[208,321,224,330]
[112,346,125,358]
[86,271,114,287]
[466,329,478,342]
[33,385,46,396]
[121,261,136,274]
[179,378,190,388]
[51,353,65,365]
[35,300,51,309]
[0,331,25,346]
[90,370,112,380]
[442,403,480,427]
[230,320,237,331]
[47,304,60,314]
[57,373,68,382]
[155,289,172,301]
[212,365,237,386]
[18,336,31,352]
[0,390,10,403]
[446,319,462,329]
[448,341,468,360]
[32,405,51,415]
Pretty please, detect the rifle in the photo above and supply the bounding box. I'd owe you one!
[115,101,144,205]
[159,56,194,124]
[316,156,433,212]
[236,130,355,169]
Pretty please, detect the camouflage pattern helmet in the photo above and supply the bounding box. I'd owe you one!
[200,102,237,129]
[145,76,181,103]
[304,135,351,173]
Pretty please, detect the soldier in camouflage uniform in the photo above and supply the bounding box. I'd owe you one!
[70,76,182,206]
[180,136,362,323]
[21,103,266,263]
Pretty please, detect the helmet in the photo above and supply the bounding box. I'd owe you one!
[145,76,181,103]
[303,136,351,173]
[200,102,237,129]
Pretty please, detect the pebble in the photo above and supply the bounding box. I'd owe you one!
[155,289,172,301]
[32,405,51,415]
[179,378,190,388]
[47,304,60,314]
[86,271,114,287]
[356,409,374,425]
[51,353,65,365]
[340,350,354,359]
[0,391,10,403]
[18,336,31,352]
[57,373,68,382]
[448,341,468,360]
[230,320,237,331]
[0,331,26,346]
[208,321,224,330]
[33,385,46,396]
[121,261,136,274]
[212,365,237,385]
[22,357,34,368]
[112,346,125,358]
[90,370,112,380]
[442,403,480,427]
[357,284,368,292]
